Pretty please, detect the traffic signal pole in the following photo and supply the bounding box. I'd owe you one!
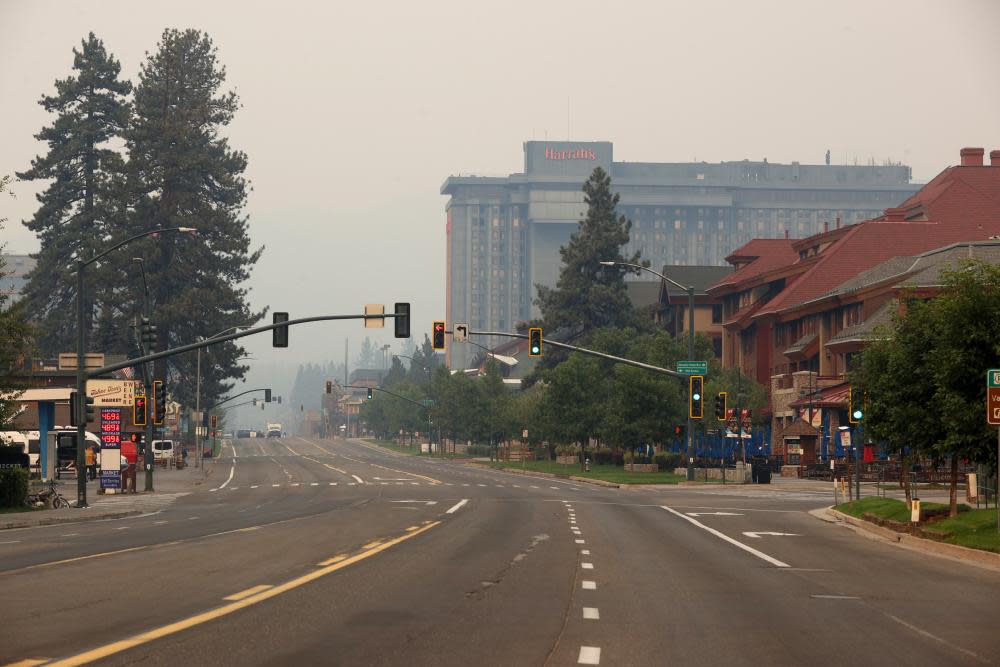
[75,259,87,507]
[686,285,695,481]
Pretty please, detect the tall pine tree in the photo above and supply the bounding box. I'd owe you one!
[120,29,263,406]
[534,167,645,335]
[17,33,131,355]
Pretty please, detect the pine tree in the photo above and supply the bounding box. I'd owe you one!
[121,29,263,406]
[534,167,645,335]
[17,33,131,355]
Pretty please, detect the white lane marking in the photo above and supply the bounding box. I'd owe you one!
[550,486,559,489]
[115,526,129,530]
[531,485,539,488]
[60,534,79,538]
[188,516,199,521]
[389,500,437,505]
[512,484,520,488]
[811,595,861,600]
[687,512,744,516]
[329,482,337,486]
[446,499,469,514]
[410,482,419,486]
[660,505,790,568]
[272,484,280,488]
[743,531,800,539]
[578,646,601,665]
[581,550,590,555]
[462,483,470,487]
[352,475,364,484]
[290,483,300,487]
[583,607,600,620]
[582,581,596,590]
[884,612,986,662]
[477,484,486,487]
[153,521,168,525]
[229,487,239,491]
[575,539,585,544]
[348,482,356,486]
[310,482,319,486]
[581,562,594,569]
[217,442,237,490]
[250,485,259,489]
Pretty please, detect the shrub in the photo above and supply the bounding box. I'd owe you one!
[654,452,681,471]
[465,444,492,457]
[611,449,625,466]
[591,447,613,465]
[0,467,29,508]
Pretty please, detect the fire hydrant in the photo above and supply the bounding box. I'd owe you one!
[584,457,591,472]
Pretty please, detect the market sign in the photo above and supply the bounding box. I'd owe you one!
[99,407,122,490]
[86,380,139,407]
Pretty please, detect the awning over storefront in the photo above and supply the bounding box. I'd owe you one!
[789,382,849,410]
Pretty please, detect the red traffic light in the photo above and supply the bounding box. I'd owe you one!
[432,321,446,350]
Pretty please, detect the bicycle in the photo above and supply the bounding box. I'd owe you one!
[26,480,71,509]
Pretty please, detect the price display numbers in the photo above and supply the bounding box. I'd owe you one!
[101,407,122,449]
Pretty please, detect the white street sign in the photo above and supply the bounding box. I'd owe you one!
[742,531,800,539]
[454,323,469,342]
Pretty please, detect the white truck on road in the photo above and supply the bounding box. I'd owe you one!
[266,423,282,438]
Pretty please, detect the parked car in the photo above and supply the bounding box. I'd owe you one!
[151,439,174,460]
[236,430,251,439]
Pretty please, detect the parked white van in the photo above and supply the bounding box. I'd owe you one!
[151,439,174,460]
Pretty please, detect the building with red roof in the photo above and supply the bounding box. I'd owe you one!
[707,147,1000,457]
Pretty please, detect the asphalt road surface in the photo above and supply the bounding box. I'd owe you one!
[2,436,998,666]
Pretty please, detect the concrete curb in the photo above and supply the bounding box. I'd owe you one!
[1,508,143,531]
[814,506,1000,573]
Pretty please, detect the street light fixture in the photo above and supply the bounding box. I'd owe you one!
[601,260,698,481]
[74,226,196,507]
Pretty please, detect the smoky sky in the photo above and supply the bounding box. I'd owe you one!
[2,0,999,422]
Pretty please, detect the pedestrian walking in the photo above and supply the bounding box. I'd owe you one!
[85,445,96,480]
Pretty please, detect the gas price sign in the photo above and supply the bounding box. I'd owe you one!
[100,407,122,489]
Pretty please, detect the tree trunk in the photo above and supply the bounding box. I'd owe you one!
[901,456,912,507]
[949,455,959,517]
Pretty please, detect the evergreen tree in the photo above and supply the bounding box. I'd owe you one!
[120,29,263,406]
[0,176,34,428]
[534,167,646,335]
[17,33,131,355]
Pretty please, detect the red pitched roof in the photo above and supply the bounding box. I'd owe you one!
[709,239,799,293]
[755,221,966,317]
[881,161,1000,230]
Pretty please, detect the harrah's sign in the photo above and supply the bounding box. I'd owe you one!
[544,147,597,161]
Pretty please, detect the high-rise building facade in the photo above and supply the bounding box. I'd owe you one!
[441,141,917,367]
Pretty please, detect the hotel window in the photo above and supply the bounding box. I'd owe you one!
[711,304,722,324]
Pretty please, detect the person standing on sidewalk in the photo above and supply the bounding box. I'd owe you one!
[85,445,96,481]
[121,437,138,493]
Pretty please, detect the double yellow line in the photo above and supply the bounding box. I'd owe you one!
[29,521,441,667]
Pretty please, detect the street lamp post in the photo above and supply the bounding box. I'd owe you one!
[132,258,157,492]
[601,260,697,481]
[74,227,196,507]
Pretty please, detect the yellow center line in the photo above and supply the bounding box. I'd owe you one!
[317,554,347,566]
[223,584,272,601]
[362,540,383,549]
[299,454,351,477]
[41,522,442,667]
[3,659,49,667]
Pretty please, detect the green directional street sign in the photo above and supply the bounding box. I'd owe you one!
[988,369,1000,388]
[677,360,708,376]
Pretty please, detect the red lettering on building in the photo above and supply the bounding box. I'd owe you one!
[544,147,597,161]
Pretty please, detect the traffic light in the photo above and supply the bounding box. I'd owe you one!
[273,312,289,348]
[152,380,165,425]
[202,411,209,427]
[211,414,217,429]
[277,395,282,404]
[367,388,373,400]
[70,391,79,426]
[140,317,157,351]
[714,392,727,421]
[252,398,257,407]
[432,321,446,350]
[265,388,272,403]
[394,302,411,339]
[133,395,147,426]
[689,375,704,419]
[84,395,95,423]
[326,380,332,394]
[528,327,542,357]
[849,386,864,424]
[674,425,683,436]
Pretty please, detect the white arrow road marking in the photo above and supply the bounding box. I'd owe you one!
[686,512,744,516]
[389,500,438,505]
[661,505,790,568]
[742,532,800,539]
[447,499,469,514]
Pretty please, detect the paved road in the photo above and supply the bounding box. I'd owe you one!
[2,436,998,666]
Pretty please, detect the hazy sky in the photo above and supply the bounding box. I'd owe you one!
[2,0,999,395]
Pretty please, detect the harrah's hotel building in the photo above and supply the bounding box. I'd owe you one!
[441,141,916,367]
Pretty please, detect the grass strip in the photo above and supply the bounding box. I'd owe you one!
[477,459,687,485]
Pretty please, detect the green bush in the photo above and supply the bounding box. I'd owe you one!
[654,452,681,470]
[465,444,492,457]
[591,447,614,465]
[0,467,29,508]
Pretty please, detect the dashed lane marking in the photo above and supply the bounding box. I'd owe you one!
[581,550,590,555]
[583,607,600,620]
[578,646,601,665]
[581,562,594,569]
[582,581,596,590]
[446,499,469,514]
[223,585,272,601]
[575,539,585,544]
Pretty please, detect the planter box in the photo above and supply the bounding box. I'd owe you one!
[556,456,578,465]
[624,463,660,473]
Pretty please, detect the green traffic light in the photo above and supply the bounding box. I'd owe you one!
[692,393,701,401]
[531,346,540,354]
[852,409,863,420]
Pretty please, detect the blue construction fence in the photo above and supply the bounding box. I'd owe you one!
[663,425,772,461]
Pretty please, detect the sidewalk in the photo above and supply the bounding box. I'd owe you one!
[0,458,215,530]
